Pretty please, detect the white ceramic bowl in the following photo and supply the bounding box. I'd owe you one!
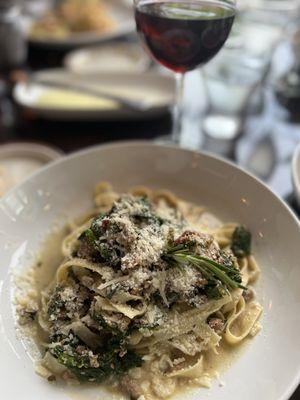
[1,142,300,400]
[292,143,300,208]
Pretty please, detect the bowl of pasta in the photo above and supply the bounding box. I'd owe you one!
[0,141,300,400]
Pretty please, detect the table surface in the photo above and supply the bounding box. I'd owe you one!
[1,41,300,400]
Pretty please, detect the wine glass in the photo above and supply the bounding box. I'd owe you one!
[134,0,236,143]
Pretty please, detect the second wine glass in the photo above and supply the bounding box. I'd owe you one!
[134,0,236,143]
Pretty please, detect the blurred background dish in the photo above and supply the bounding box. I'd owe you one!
[272,22,300,120]
[27,0,134,48]
[203,51,265,116]
[228,15,282,64]
[13,69,175,120]
[275,69,300,116]
[64,42,151,74]
[0,141,62,196]
[239,0,300,27]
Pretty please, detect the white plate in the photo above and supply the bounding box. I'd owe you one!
[28,0,135,49]
[64,42,151,74]
[0,142,300,400]
[292,143,300,207]
[13,70,175,120]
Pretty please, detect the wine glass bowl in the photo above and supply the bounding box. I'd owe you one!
[135,0,236,73]
[134,0,236,142]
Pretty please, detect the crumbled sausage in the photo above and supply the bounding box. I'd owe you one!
[174,230,220,261]
[77,238,95,259]
[208,318,224,333]
[243,288,254,302]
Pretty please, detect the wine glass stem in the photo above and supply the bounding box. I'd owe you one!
[172,72,185,143]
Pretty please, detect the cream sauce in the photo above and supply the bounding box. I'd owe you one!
[33,225,69,291]
[17,199,260,400]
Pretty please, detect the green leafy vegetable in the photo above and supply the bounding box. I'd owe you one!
[79,227,120,266]
[204,281,229,299]
[97,242,118,264]
[133,320,160,331]
[90,216,105,236]
[164,245,246,293]
[47,286,66,319]
[92,313,123,336]
[50,334,142,383]
[132,213,165,226]
[231,226,252,257]
[51,345,142,383]
[84,228,97,243]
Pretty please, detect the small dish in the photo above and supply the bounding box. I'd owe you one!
[64,42,151,74]
[0,142,63,196]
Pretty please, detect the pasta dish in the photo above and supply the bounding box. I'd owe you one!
[30,0,116,39]
[18,183,262,399]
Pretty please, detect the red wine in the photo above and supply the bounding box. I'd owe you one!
[135,0,235,73]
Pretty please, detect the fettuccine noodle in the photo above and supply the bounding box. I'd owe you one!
[18,183,262,400]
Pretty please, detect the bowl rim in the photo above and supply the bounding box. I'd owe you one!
[292,143,300,205]
[1,140,298,220]
[1,140,300,400]
[0,141,63,162]
[1,140,298,224]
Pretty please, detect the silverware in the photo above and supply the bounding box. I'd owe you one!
[28,77,152,112]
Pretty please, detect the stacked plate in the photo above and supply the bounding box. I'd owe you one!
[18,0,176,121]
